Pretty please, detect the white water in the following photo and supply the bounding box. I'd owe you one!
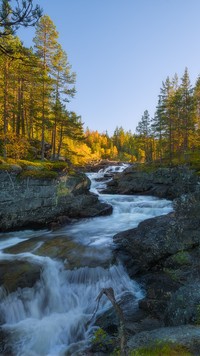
[0,164,173,355]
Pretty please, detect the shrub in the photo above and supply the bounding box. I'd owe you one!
[130,342,191,356]
[19,170,58,179]
[0,133,30,160]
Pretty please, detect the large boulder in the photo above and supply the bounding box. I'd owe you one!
[0,260,41,293]
[113,188,200,329]
[114,213,179,275]
[0,171,112,231]
[3,235,113,270]
[114,189,200,275]
[103,166,198,199]
[165,281,200,326]
[127,325,200,354]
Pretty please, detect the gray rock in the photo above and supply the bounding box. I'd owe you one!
[127,325,200,354]
[114,188,200,277]
[0,171,112,231]
[165,282,200,326]
[113,213,179,275]
[113,186,200,341]
[103,166,198,199]
[0,260,41,293]
[4,235,113,269]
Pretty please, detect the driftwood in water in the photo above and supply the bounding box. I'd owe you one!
[90,287,128,356]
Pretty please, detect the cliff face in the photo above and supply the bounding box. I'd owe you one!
[0,170,112,231]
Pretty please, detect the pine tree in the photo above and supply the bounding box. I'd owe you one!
[179,68,195,157]
[0,0,42,37]
[57,110,84,158]
[51,44,76,159]
[33,15,59,160]
[0,35,23,157]
[193,76,200,148]
[0,0,42,56]
[136,110,152,161]
[153,76,180,163]
[152,96,166,161]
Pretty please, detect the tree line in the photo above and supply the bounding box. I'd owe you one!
[1,1,200,166]
[0,11,85,161]
[86,68,200,165]
[136,68,200,164]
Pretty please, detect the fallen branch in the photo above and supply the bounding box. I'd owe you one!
[90,287,128,356]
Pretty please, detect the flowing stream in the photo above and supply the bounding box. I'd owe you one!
[0,165,173,355]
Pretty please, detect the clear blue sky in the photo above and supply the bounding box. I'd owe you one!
[18,0,200,135]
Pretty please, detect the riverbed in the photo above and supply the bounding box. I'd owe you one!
[0,165,173,355]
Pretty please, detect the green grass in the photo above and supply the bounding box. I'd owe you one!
[19,170,58,179]
[171,251,190,266]
[163,268,180,282]
[0,157,68,178]
[0,162,23,172]
[130,342,191,356]
[129,149,200,174]
[17,160,44,169]
[42,161,68,171]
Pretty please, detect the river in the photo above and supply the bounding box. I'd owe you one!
[0,165,173,355]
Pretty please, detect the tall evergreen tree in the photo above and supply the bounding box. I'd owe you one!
[33,15,59,160]
[0,35,23,157]
[193,76,200,148]
[136,110,152,161]
[51,44,76,159]
[179,68,195,155]
[194,76,200,128]
[153,75,181,162]
[152,95,166,161]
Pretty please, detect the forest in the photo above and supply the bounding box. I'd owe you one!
[1,3,200,168]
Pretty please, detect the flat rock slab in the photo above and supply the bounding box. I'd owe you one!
[128,325,200,353]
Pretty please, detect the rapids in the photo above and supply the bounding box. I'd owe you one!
[0,164,173,355]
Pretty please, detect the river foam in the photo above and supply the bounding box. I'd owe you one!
[0,164,173,355]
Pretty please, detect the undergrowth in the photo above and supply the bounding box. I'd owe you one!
[0,157,69,178]
[129,342,191,356]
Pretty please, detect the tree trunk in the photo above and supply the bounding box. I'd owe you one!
[3,60,9,159]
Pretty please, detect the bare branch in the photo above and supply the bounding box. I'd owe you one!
[89,287,128,356]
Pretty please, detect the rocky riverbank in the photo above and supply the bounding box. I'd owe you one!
[0,169,112,231]
[1,163,200,354]
[103,165,199,199]
[104,166,200,354]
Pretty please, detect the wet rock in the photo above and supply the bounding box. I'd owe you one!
[114,188,200,277]
[0,328,13,356]
[0,171,112,232]
[127,325,200,354]
[113,186,200,345]
[103,166,198,199]
[0,260,41,293]
[66,193,113,218]
[95,307,119,334]
[165,281,200,326]
[4,235,113,269]
[113,213,178,275]
[138,272,181,321]
[50,215,72,230]
[79,160,123,173]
